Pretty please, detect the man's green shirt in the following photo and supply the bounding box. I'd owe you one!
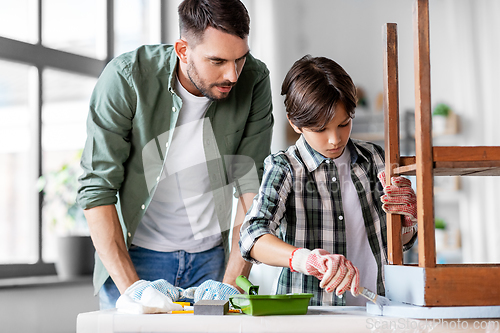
[77,45,273,294]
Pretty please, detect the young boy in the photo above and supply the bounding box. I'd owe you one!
[239,55,417,306]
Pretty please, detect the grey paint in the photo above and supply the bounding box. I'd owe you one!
[380,265,500,318]
[367,300,500,319]
[384,265,426,306]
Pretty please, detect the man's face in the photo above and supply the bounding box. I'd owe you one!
[290,102,353,159]
[185,27,249,101]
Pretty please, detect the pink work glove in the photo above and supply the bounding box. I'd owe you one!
[377,171,417,233]
[289,248,360,296]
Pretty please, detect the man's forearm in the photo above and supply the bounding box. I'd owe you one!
[84,205,139,294]
[222,193,255,289]
[223,224,252,292]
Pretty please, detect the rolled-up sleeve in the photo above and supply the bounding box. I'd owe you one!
[239,154,292,264]
[77,58,136,210]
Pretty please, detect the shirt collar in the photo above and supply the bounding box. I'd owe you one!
[167,48,179,95]
[349,139,371,164]
[295,135,322,172]
[296,135,364,172]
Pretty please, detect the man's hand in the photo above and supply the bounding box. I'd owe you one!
[290,248,360,296]
[222,192,255,292]
[377,171,417,232]
[116,279,182,314]
[194,280,241,302]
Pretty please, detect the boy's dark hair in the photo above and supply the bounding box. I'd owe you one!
[178,0,250,44]
[281,55,357,130]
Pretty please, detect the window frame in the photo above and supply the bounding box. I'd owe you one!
[0,0,168,279]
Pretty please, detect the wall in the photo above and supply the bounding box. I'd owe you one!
[0,281,98,333]
[267,0,415,150]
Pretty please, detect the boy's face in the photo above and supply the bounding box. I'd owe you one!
[289,102,352,159]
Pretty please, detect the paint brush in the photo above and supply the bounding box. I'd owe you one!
[358,286,391,310]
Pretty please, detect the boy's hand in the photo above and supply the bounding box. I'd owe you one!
[290,248,360,296]
[377,171,417,230]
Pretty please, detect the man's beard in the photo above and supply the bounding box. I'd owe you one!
[186,61,235,101]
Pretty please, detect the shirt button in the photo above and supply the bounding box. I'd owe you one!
[172,107,176,112]
[326,160,331,164]
[141,204,145,210]
[165,142,169,148]
[156,176,160,182]
[339,215,344,221]
[332,177,337,182]
[127,232,132,237]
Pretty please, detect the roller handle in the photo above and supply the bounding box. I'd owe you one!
[236,275,259,295]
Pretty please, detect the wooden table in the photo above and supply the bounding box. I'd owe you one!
[77,306,500,332]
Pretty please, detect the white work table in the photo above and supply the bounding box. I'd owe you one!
[77,306,500,333]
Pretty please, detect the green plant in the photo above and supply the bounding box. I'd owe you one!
[37,150,88,236]
[435,218,446,230]
[432,103,451,117]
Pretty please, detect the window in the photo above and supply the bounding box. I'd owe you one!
[42,0,107,59]
[0,0,164,278]
[115,0,161,55]
[41,69,97,262]
[0,60,38,265]
[0,0,38,44]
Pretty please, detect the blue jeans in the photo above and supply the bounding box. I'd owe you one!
[99,244,225,309]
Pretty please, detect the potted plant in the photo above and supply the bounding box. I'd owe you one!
[38,150,94,280]
[432,103,451,134]
[434,217,447,255]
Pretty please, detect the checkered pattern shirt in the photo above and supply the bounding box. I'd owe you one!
[240,136,395,306]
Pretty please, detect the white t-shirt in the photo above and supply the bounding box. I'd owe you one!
[333,148,378,306]
[132,78,222,253]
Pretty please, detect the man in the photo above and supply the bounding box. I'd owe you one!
[77,0,273,311]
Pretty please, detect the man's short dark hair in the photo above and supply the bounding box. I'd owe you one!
[178,0,250,44]
[281,55,357,130]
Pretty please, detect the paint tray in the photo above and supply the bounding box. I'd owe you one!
[229,276,313,316]
[229,293,313,316]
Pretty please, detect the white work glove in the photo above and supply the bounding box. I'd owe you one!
[178,286,197,301]
[290,248,360,297]
[116,279,183,314]
[193,280,240,302]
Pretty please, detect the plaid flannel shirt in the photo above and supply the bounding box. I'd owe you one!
[240,135,415,306]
